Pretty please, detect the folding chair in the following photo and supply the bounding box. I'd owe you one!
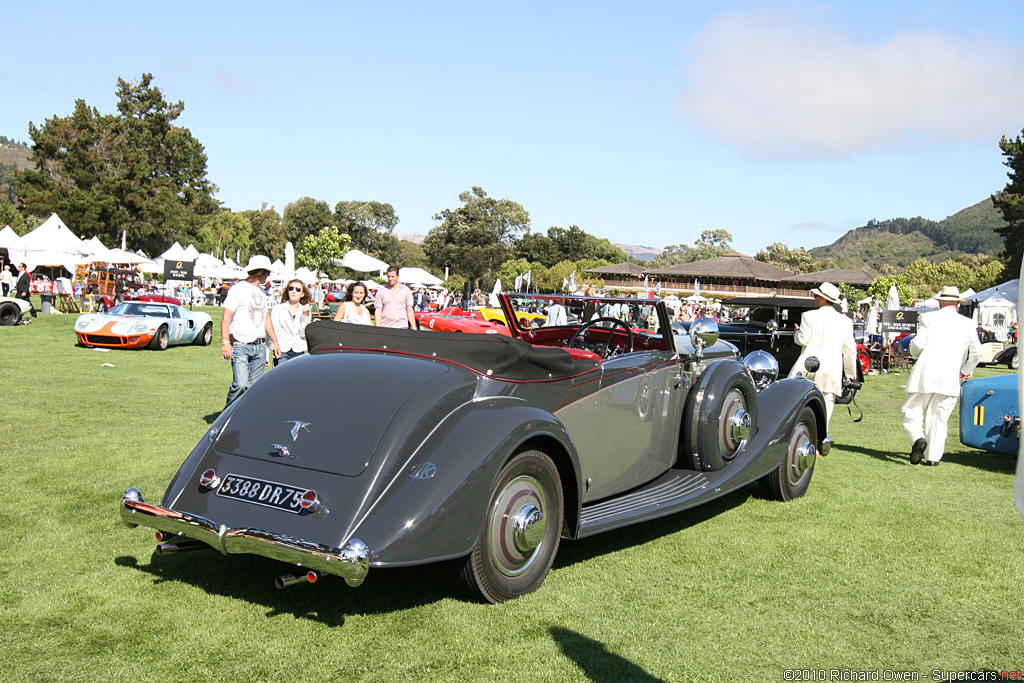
[55,278,79,313]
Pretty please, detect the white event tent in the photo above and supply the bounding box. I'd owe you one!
[398,267,443,286]
[335,249,388,274]
[7,213,90,272]
[0,225,24,251]
[969,280,1018,332]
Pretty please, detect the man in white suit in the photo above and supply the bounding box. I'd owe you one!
[787,282,858,431]
[902,286,982,466]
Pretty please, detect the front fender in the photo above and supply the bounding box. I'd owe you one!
[350,397,581,567]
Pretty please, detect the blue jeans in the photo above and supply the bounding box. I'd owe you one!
[225,340,268,407]
[274,349,304,366]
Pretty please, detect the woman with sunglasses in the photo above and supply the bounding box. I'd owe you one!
[333,281,372,325]
[269,279,313,365]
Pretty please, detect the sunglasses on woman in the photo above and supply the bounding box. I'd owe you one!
[287,286,303,292]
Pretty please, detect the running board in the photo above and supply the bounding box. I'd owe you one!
[578,469,713,538]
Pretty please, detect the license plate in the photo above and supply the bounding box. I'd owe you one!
[216,473,308,514]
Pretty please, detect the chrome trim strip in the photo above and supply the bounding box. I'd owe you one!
[119,489,369,587]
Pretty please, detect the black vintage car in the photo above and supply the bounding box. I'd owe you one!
[120,293,828,603]
[677,296,871,381]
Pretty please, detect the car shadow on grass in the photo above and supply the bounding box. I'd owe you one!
[550,627,667,683]
[840,443,1018,474]
[114,552,466,625]
[112,486,758,622]
[552,485,754,571]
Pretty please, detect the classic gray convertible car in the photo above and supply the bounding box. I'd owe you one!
[119,293,828,602]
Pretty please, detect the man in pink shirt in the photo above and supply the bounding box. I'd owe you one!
[374,265,418,329]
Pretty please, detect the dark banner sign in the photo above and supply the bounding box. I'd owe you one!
[164,259,194,281]
[880,309,918,333]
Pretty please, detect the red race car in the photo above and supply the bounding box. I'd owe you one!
[416,307,511,336]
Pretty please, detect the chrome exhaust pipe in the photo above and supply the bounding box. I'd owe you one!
[275,569,321,590]
[156,540,211,555]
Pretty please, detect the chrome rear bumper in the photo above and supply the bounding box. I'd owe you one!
[119,488,369,587]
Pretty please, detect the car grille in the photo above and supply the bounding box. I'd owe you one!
[83,334,128,345]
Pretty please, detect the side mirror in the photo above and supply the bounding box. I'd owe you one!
[804,356,820,373]
[690,317,719,358]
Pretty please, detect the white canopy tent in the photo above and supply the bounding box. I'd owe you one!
[0,225,23,250]
[335,249,388,274]
[398,267,443,286]
[969,279,1018,332]
[8,214,90,272]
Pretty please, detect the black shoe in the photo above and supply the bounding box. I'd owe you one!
[923,460,940,466]
[910,438,927,465]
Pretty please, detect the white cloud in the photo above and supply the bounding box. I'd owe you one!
[678,5,1024,158]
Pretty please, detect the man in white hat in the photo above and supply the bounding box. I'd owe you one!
[788,282,858,431]
[902,285,981,466]
[220,255,281,407]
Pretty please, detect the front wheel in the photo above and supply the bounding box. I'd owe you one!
[1011,352,1019,370]
[461,450,563,603]
[0,302,20,326]
[149,326,169,350]
[762,406,817,501]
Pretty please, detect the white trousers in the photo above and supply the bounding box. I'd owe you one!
[823,392,835,431]
[901,392,958,463]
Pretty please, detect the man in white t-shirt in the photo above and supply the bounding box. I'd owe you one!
[220,255,280,407]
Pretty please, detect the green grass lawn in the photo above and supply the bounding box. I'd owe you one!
[1,305,1022,682]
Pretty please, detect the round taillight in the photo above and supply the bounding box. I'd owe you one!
[199,469,220,489]
[306,571,318,583]
[299,490,319,510]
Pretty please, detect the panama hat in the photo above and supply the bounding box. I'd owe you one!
[810,282,842,305]
[244,254,273,273]
[935,286,962,302]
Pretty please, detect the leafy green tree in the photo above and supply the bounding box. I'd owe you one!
[836,283,865,306]
[993,129,1024,278]
[540,260,582,293]
[755,242,835,273]
[241,203,286,260]
[333,200,400,264]
[15,74,219,254]
[0,198,28,235]
[496,258,540,292]
[284,197,332,248]
[866,274,913,306]
[695,229,733,250]
[442,273,466,297]
[297,225,351,276]
[396,239,430,269]
[424,187,530,285]
[583,235,627,263]
[974,259,1004,291]
[513,232,556,265]
[933,259,975,292]
[196,210,252,262]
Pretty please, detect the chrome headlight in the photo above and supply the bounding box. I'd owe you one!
[689,317,719,358]
[743,350,779,391]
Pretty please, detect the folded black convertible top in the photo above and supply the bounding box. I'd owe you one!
[306,320,598,381]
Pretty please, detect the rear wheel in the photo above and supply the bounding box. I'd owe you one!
[1011,352,1019,370]
[461,450,563,603]
[763,406,817,501]
[149,326,169,350]
[193,322,213,346]
[858,350,871,374]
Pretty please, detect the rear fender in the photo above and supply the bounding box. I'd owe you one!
[350,397,581,567]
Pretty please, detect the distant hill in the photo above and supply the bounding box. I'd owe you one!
[615,243,662,261]
[809,198,1005,270]
[0,140,31,171]
[394,232,424,245]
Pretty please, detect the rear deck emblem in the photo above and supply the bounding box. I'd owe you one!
[411,462,437,480]
[285,420,311,441]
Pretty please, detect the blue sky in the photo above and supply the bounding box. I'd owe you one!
[3,1,1023,256]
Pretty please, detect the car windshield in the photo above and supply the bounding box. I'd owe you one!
[108,303,171,317]
[500,292,668,347]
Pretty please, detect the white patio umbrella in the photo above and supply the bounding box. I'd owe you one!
[489,278,502,307]
[865,305,879,337]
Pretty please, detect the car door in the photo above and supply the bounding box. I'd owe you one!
[562,312,686,503]
[166,306,188,342]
